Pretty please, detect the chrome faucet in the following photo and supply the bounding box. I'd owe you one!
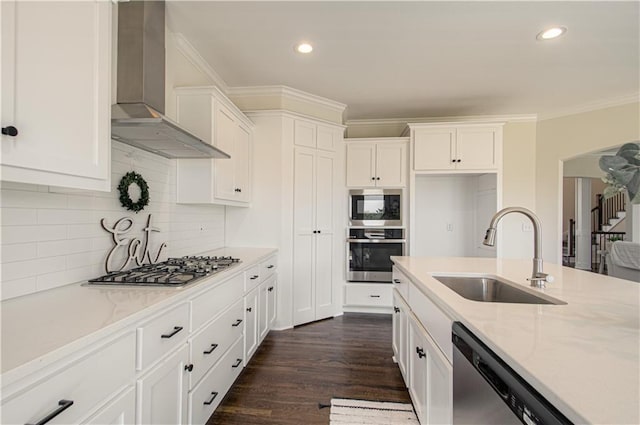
[483,207,554,288]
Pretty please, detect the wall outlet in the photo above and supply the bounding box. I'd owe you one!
[522,223,533,232]
[446,223,454,231]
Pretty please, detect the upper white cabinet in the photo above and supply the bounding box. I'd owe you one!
[346,138,408,188]
[0,1,111,191]
[175,86,253,206]
[294,119,342,152]
[410,124,503,172]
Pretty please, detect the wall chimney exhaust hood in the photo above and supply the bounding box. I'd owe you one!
[111,1,230,159]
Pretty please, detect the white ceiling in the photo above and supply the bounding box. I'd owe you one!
[166,1,640,121]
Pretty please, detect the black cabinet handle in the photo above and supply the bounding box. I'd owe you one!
[232,319,243,327]
[203,343,219,355]
[317,230,321,234]
[393,279,401,283]
[371,177,375,180]
[457,159,462,163]
[185,363,194,372]
[376,177,380,180]
[416,347,426,359]
[267,265,275,269]
[161,326,183,339]
[250,275,259,280]
[232,358,242,368]
[268,286,274,292]
[2,126,18,137]
[26,399,74,425]
[394,306,400,313]
[370,295,381,298]
[246,307,252,312]
[451,159,456,163]
[203,391,219,405]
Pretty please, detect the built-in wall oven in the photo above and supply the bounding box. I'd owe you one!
[347,228,405,282]
[349,189,402,227]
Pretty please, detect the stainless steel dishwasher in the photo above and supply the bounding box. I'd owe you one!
[452,322,573,425]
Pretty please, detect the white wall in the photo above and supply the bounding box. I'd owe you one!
[413,174,496,258]
[0,142,226,300]
[536,101,640,263]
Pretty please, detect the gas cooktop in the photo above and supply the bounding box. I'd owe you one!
[87,255,241,287]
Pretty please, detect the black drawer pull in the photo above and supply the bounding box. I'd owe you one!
[246,307,252,312]
[268,286,274,292]
[185,363,194,372]
[393,279,401,283]
[370,295,381,298]
[416,347,426,359]
[250,275,259,280]
[203,343,219,355]
[26,399,74,425]
[203,391,219,405]
[2,126,18,137]
[161,326,183,339]
[394,306,400,313]
[267,265,275,269]
[232,358,242,368]
[232,319,243,327]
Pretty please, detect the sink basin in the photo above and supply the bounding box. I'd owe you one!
[432,275,566,305]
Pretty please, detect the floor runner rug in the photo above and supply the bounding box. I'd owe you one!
[329,398,419,425]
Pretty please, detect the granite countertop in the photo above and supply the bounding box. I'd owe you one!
[391,256,639,425]
[1,247,276,384]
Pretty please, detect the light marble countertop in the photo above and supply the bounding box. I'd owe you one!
[391,256,640,425]
[1,247,276,382]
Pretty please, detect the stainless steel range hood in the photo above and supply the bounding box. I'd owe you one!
[111,1,229,159]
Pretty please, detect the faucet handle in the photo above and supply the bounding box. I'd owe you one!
[528,273,554,288]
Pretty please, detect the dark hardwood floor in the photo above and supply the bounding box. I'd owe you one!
[207,313,412,425]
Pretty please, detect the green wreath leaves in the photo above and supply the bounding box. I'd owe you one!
[118,171,150,213]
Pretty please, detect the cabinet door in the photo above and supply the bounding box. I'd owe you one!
[346,143,377,187]
[214,103,237,201]
[293,148,316,326]
[314,152,335,320]
[398,305,409,384]
[267,279,277,329]
[376,142,407,187]
[455,127,497,170]
[316,124,338,152]
[413,128,456,171]
[425,337,453,425]
[392,295,401,360]
[235,123,252,202]
[81,387,135,425]
[294,120,316,148]
[1,1,111,190]
[136,344,189,425]
[409,318,428,424]
[258,280,269,342]
[244,287,259,362]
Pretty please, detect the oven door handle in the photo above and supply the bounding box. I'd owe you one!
[347,239,406,243]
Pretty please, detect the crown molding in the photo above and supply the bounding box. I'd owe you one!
[537,93,640,121]
[242,109,347,129]
[346,113,537,129]
[171,33,229,94]
[227,85,347,114]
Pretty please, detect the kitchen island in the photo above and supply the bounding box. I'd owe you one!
[391,256,639,425]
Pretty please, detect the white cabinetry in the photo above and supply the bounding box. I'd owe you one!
[293,146,336,326]
[410,124,502,172]
[393,268,453,425]
[343,283,393,311]
[294,119,342,151]
[346,138,408,188]
[175,86,254,206]
[0,1,111,191]
[82,387,136,425]
[244,286,259,363]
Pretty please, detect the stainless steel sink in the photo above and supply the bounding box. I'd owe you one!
[432,275,566,305]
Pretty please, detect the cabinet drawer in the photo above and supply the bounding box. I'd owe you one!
[409,283,453,363]
[192,273,244,331]
[188,337,244,425]
[189,299,244,389]
[244,265,261,292]
[344,284,392,307]
[392,266,410,301]
[2,332,135,425]
[137,303,190,371]
[260,255,278,281]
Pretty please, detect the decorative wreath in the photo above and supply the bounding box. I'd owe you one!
[118,171,150,213]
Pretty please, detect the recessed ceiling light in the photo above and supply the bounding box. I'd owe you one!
[536,26,567,41]
[295,43,313,54]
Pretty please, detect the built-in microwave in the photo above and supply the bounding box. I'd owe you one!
[349,189,402,227]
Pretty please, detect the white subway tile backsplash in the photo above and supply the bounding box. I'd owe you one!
[0,142,226,300]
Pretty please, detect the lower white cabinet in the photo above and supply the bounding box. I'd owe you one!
[344,283,393,310]
[188,337,244,425]
[136,344,189,425]
[81,387,136,425]
[244,286,260,364]
[393,269,453,425]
